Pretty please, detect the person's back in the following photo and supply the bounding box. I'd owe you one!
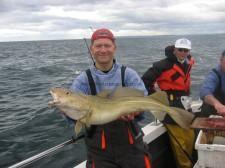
[142,38,195,168]
[200,50,225,117]
[70,28,151,168]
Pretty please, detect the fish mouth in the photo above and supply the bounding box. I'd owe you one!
[48,101,56,106]
[48,89,60,106]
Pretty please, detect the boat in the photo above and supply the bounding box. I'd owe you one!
[9,98,217,168]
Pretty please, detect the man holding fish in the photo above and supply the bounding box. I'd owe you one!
[69,28,151,168]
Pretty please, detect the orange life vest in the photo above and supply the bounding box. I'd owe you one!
[156,58,194,93]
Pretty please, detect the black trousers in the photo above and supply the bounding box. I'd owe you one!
[85,120,151,168]
[86,139,150,168]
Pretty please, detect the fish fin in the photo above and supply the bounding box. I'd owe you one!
[79,111,92,127]
[84,119,91,128]
[85,113,93,127]
[110,87,144,98]
[169,107,194,129]
[74,120,84,135]
[148,91,169,106]
[85,123,91,129]
[150,110,167,121]
[61,108,88,121]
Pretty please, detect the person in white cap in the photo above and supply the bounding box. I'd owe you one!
[142,38,195,168]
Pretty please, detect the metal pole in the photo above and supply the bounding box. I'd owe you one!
[83,38,94,63]
[8,135,85,168]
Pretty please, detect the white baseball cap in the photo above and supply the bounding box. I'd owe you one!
[175,38,191,50]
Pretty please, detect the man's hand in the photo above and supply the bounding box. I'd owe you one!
[120,112,141,121]
[204,95,225,117]
[215,103,225,117]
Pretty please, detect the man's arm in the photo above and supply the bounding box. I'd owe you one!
[70,72,89,94]
[125,67,148,95]
[142,61,165,95]
[142,67,159,94]
[200,69,225,116]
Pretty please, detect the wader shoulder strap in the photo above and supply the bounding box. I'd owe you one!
[212,68,221,89]
[85,69,97,137]
[86,69,97,95]
[121,65,126,87]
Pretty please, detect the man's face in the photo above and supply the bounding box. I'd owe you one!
[174,48,190,61]
[220,56,225,72]
[90,38,116,65]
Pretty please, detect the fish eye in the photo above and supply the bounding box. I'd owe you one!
[66,92,70,95]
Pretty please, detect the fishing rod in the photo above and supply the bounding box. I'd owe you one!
[83,26,95,64]
[83,38,94,63]
[8,134,85,168]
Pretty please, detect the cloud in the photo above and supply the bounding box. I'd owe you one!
[0,0,225,42]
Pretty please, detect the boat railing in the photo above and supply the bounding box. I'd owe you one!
[8,134,85,168]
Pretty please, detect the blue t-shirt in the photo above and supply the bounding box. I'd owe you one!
[200,65,225,99]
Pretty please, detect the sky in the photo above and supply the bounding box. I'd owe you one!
[0,0,225,42]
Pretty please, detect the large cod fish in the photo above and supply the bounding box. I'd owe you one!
[48,87,194,134]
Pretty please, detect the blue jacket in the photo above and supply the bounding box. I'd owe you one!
[200,65,225,99]
[70,62,148,95]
